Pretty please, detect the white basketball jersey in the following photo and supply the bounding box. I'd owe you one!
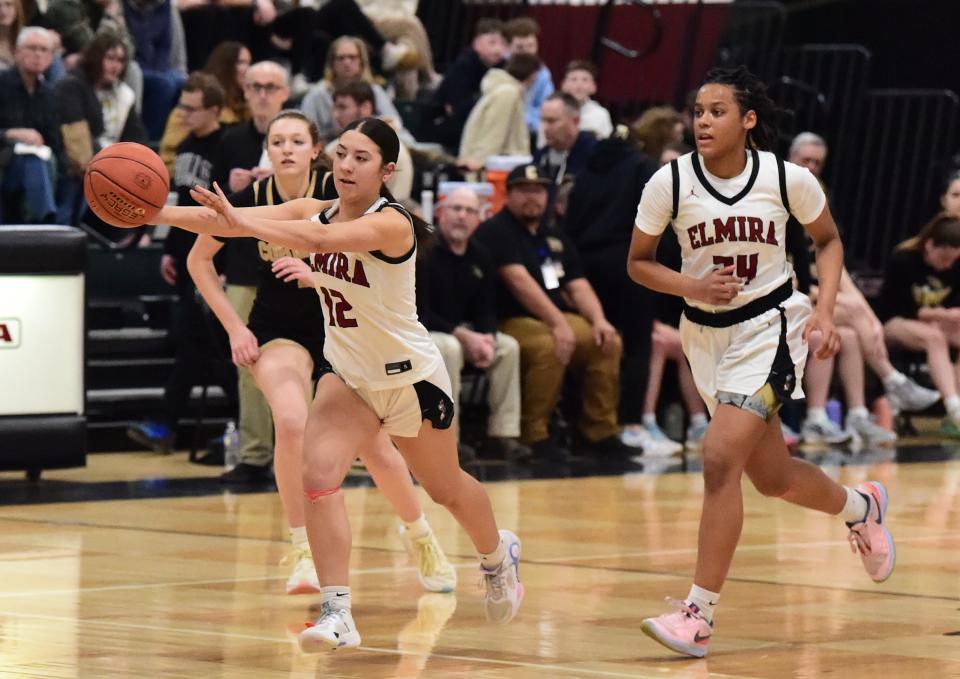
[309,198,443,391]
[635,149,826,313]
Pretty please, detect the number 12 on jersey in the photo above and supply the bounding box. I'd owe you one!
[713,253,758,284]
[319,286,358,327]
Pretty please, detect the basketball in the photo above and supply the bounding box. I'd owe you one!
[83,143,169,228]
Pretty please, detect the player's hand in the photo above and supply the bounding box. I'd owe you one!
[592,318,619,355]
[229,325,260,367]
[692,264,741,306]
[804,309,840,359]
[272,257,314,287]
[228,168,253,193]
[551,319,576,365]
[160,254,177,286]
[191,182,246,232]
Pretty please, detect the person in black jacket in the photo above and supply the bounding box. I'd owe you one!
[432,18,506,151]
[55,28,148,225]
[0,27,62,223]
[417,186,528,460]
[564,125,658,451]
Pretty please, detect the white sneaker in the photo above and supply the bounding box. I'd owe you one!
[299,604,361,652]
[888,378,940,413]
[642,421,685,454]
[845,411,897,446]
[283,546,321,595]
[399,525,458,593]
[800,417,852,445]
[621,426,680,457]
[482,529,523,624]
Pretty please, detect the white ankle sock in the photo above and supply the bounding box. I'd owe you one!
[687,584,720,624]
[945,395,960,421]
[403,514,431,540]
[479,539,506,570]
[806,407,828,423]
[321,586,351,611]
[690,413,708,428]
[289,526,309,550]
[882,370,906,391]
[840,486,870,524]
[642,413,658,427]
[848,406,869,419]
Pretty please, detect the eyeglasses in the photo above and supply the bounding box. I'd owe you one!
[177,103,205,113]
[334,54,360,62]
[446,204,479,216]
[245,82,283,95]
[20,44,52,54]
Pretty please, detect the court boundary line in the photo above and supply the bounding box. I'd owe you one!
[0,609,749,679]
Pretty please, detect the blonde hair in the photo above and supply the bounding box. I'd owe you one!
[632,106,682,162]
[324,36,374,86]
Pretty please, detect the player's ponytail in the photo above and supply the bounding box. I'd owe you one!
[345,117,435,249]
[703,66,780,152]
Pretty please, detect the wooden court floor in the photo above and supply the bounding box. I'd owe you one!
[0,454,958,678]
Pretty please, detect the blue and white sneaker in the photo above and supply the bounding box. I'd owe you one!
[482,529,523,624]
[299,603,361,652]
[126,420,174,453]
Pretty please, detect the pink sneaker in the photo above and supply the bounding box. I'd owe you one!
[847,481,896,583]
[640,598,713,658]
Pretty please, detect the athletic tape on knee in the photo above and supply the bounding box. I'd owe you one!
[304,486,341,503]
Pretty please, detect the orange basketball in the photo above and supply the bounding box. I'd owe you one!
[83,143,169,227]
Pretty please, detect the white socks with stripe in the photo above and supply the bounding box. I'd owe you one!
[687,584,720,624]
[840,486,870,524]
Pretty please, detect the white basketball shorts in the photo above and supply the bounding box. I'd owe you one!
[679,289,812,418]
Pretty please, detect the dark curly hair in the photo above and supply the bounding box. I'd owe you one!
[702,66,779,152]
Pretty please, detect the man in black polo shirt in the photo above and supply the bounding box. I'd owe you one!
[474,163,628,461]
[417,186,528,462]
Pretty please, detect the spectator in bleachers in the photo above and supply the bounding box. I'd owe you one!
[209,59,289,473]
[327,80,412,200]
[301,35,411,146]
[122,0,186,139]
[269,0,409,87]
[880,213,960,438]
[457,52,539,173]
[158,40,251,172]
[659,140,691,166]
[559,60,611,141]
[940,170,960,217]
[44,0,143,101]
[504,16,553,139]
[475,163,630,462]
[0,0,25,69]
[433,18,506,152]
[535,92,597,191]
[632,106,683,166]
[789,132,937,445]
[564,125,683,456]
[353,1,438,100]
[55,29,148,226]
[213,60,287,194]
[417,186,528,461]
[0,27,62,223]
[127,72,231,453]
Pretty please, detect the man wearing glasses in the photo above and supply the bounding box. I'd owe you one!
[0,27,62,223]
[416,186,529,462]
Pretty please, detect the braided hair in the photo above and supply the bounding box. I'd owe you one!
[702,66,779,152]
